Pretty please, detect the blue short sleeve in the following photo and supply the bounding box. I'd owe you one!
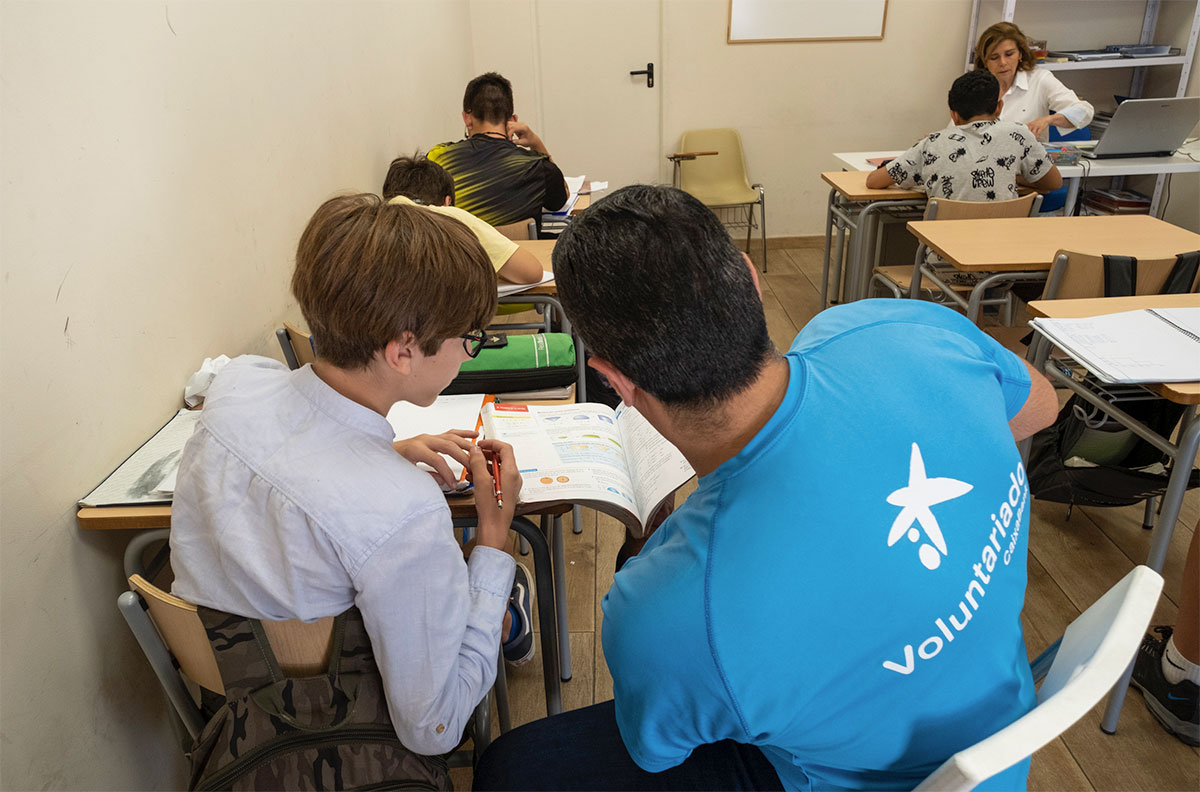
[937,307,1033,420]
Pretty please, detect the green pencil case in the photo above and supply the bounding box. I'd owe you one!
[443,332,576,394]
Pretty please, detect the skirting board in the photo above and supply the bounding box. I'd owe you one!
[734,236,824,252]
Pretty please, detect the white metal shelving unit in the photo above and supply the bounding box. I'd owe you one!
[965,0,1200,212]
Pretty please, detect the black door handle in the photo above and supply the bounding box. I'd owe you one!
[630,62,654,88]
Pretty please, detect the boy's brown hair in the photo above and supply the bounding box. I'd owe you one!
[382,153,456,205]
[292,194,496,368]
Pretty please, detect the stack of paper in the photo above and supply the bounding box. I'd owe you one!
[1030,307,1200,384]
[498,271,554,297]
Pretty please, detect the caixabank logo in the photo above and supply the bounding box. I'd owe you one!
[885,443,973,571]
[881,442,1029,676]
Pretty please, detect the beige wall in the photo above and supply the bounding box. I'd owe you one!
[0,2,471,788]
[661,0,973,236]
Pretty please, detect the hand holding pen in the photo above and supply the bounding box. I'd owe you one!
[468,440,522,550]
[484,448,504,508]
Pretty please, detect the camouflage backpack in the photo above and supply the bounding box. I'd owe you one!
[188,606,452,791]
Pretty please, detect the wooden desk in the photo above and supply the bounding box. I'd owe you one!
[906,215,1200,323]
[819,171,926,306]
[907,215,1200,272]
[1024,292,1200,734]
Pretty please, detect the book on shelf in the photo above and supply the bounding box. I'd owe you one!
[1047,49,1123,61]
[1081,188,1151,216]
[481,401,694,536]
[1030,307,1200,384]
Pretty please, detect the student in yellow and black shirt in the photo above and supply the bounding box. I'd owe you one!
[428,72,569,230]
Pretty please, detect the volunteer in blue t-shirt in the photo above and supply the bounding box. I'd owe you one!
[473,185,1058,792]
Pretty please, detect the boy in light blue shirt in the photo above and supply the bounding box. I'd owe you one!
[473,185,1058,791]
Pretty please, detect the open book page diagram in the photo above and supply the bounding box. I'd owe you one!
[481,402,693,531]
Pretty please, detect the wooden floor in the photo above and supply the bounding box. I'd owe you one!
[461,245,1200,791]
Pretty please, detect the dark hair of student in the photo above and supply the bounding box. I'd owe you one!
[292,195,496,368]
[463,72,514,125]
[552,185,775,409]
[973,21,1037,73]
[948,70,1001,120]
[382,153,456,205]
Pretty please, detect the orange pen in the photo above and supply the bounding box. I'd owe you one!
[486,449,503,508]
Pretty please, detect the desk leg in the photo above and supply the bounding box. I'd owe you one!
[831,221,848,305]
[1099,411,1200,734]
[966,271,1048,325]
[510,516,562,715]
[549,514,572,682]
[847,205,872,302]
[1063,177,1081,216]
[821,189,836,307]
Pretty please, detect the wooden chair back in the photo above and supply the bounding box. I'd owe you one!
[925,192,1038,221]
[494,219,537,241]
[284,321,316,368]
[128,574,336,694]
[1043,249,1200,300]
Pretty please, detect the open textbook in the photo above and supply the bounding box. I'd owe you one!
[481,402,694,535]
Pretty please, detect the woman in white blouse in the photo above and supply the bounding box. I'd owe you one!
[974,21,1094,141]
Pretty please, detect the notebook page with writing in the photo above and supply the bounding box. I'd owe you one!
[1031,307,1200,383]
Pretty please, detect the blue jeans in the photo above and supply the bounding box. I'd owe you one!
[472,700,784,791]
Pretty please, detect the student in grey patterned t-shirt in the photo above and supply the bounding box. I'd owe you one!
[867,70,1062,200]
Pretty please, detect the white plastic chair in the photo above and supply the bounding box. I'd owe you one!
[914,565,1163,792]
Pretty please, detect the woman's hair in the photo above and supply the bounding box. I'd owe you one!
[973,21,1036,73]
[291,195,496,368]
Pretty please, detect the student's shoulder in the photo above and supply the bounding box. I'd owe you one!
[426,140,460,161]
[991,120,1036,146]
[204,355,290,406]
[789,300,982,354]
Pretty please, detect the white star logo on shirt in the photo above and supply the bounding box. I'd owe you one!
[886,443,973,570]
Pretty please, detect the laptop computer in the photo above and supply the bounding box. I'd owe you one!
[1075,96,1199,159]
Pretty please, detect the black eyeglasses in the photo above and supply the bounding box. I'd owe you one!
[460,330,487,358]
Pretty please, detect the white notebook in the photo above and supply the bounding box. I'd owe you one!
[1030,307,1200,384]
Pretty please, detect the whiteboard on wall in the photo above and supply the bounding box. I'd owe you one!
[728,0,888,43]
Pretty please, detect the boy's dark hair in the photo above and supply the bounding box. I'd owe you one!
[463,72,514,125]
[552,185,775,409]
[948,70,1001,120]
[292,194,496,369]
[382,153,456,204]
